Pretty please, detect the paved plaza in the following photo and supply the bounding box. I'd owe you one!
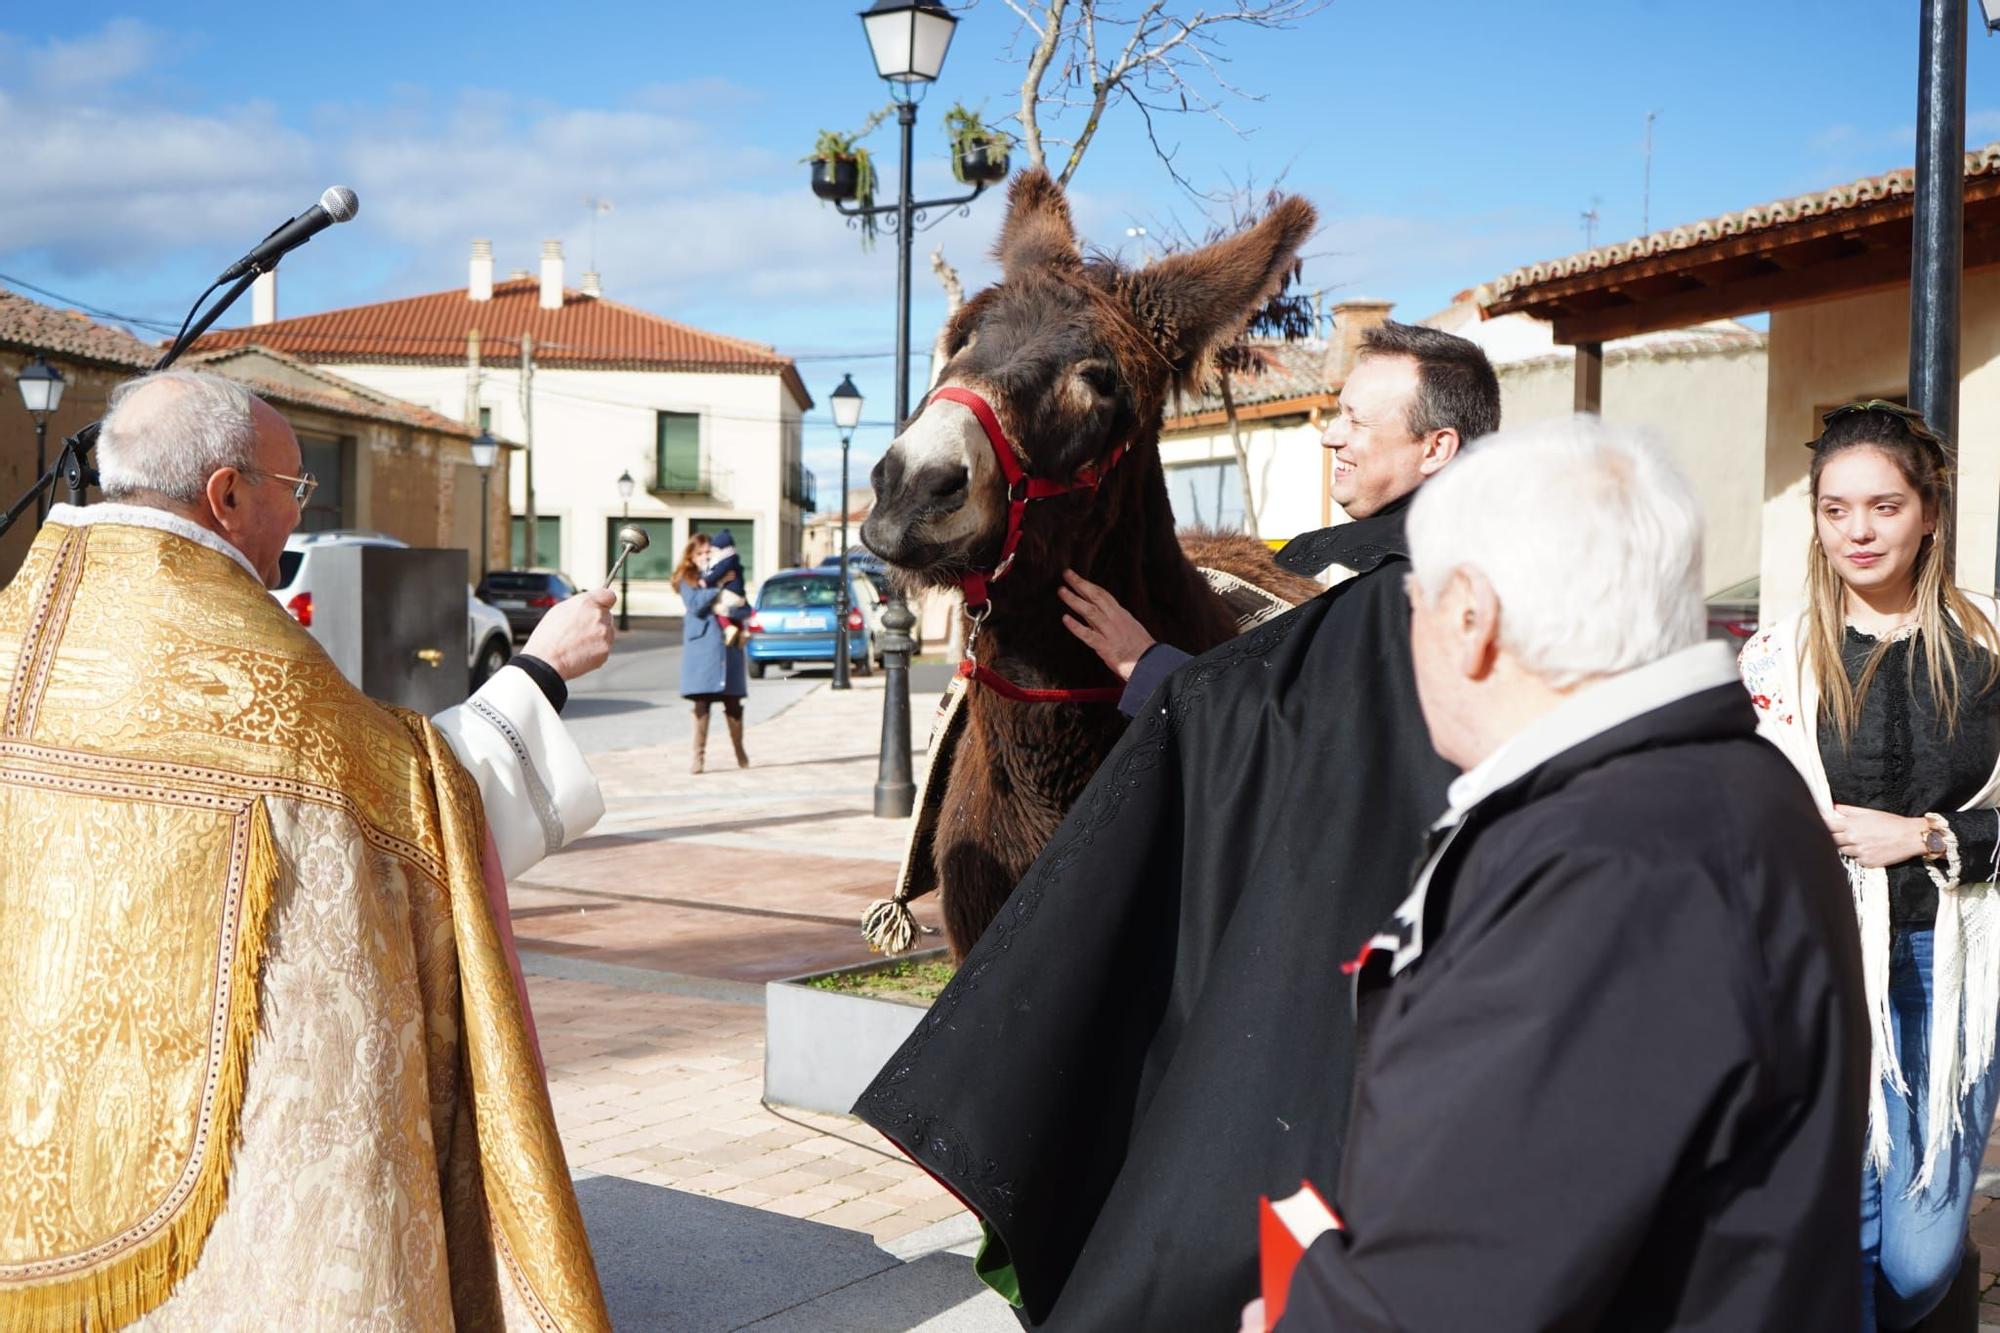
[522,651,1013,1329]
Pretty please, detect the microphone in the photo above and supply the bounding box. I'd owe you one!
[216,187,359,283]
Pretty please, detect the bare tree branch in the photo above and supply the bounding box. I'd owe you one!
[1017,0,1070,172]
[1000,0,1327,195]
[927,247,968,390]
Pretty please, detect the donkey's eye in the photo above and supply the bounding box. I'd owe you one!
[1077,363,1118,398]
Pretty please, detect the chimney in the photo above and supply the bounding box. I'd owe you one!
[469,239,494,302]
[251,270,277,325]
[580,269,603,298]
[508,268,533,281]
[539,239,564,310]
[1328,299,1395,385]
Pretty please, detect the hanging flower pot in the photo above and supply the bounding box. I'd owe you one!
[812,157,861,201]
[944,102,1014,187]
[956,142,1010,185]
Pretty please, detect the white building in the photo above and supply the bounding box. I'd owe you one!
[1158,297,1768,603]
[195,241,815,616]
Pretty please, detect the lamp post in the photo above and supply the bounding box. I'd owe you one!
[828,0,1002,817]
[15,356,66,529]
[616,469,635,632]
[470,430,498,581]
[830,375,865,691]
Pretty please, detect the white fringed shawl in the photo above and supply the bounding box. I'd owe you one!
[1739,598,2000,1191]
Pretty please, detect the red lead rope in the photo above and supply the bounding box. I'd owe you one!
[925,384,1131,706]
[956,658,1126,705]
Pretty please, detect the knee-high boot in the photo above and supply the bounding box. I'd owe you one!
[726,709,749,769]
[691,705,710,774]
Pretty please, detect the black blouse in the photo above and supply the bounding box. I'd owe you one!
[1818,626,2000,927]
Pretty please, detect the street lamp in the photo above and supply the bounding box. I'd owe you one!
[860,0,958,83]
[470,430,498,583]
[830,374,865,691]
[616,469,636,632]
[15,356,66,528]
[824,0,1002,818]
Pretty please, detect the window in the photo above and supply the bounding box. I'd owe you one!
[1166,460,1246,531]
[296,431,350,533]
[759,576,842,610]
[510,516,562,567]
[656,411,701,490]
[606,517,675,582]
[690,518,755,584]
[478,406,493,432]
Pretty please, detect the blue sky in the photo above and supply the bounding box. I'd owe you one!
[7,1,2000,495]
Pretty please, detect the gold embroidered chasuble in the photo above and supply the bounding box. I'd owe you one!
[0,517,610,1330]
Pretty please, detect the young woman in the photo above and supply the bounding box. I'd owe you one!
[672,534,749,773]
[1739,402,2000,1328]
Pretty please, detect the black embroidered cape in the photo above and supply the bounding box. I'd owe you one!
[854,502,1456,1330]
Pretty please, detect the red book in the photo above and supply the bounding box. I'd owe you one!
[1259,1180,1342,1330]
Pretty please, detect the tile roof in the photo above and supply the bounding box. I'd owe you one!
[0,288,477,438]
[0,288,158,370]
[1168,339,1332,418]
[186,344,478,438]
[1479,141,2000,307]
[189,278,813,409]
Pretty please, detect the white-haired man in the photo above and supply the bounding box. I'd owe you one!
[0,371,612,1327]
[1252,418,1867,1331]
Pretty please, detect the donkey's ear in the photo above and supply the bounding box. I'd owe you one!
[1125,197,1318,376]
[994,168,1080,277]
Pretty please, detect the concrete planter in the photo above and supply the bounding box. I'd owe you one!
[763,951,947,1115]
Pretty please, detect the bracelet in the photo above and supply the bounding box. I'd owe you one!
[1922,813,1963,892]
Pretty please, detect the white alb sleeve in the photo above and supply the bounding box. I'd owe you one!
[432,665,605,880]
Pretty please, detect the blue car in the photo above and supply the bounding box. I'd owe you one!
[747,568,876,679]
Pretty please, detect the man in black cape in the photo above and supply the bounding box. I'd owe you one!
[855,322,1502,1330]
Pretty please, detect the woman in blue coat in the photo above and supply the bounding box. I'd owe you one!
[673,536,749,772]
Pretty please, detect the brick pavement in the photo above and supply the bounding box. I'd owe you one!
[519,675,969,1249]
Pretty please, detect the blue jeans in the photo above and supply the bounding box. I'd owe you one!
[1860,929,2000,1329]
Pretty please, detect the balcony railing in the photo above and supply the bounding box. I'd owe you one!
[649,461,730,502]
[784,461,819,513]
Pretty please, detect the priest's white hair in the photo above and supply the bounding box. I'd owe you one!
[97,370,261,505]
[1408,413,1705,688]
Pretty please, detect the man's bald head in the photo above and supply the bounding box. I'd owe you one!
[99,370,264,504]
[96,370,306,588]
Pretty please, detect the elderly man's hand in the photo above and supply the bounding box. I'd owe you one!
[1059,570,1155,683]
[522,588,618,681]
[1237,1297,1266,1333]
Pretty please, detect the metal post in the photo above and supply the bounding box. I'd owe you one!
[619,497,632,631]
[478,467,491,581]
[1915,0,1968,468]
[834,429,853,690]
[874,99,920,819]
[521,334,537,566]
[32,418,47,527]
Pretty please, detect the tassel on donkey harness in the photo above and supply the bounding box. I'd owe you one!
[861,384,1131,954]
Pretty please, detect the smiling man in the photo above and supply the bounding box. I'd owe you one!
[1060,321,1498,712]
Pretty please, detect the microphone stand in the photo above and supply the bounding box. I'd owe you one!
[0,268,261,537]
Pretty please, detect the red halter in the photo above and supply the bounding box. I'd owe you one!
[928,385,1130,616]
[925,384,1132,706]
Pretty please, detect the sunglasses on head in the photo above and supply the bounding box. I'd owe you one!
[1807,400,1947,454]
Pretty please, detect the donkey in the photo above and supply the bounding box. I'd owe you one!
[862,169,1323,960]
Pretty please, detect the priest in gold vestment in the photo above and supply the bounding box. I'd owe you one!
[0,371,613,1329]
